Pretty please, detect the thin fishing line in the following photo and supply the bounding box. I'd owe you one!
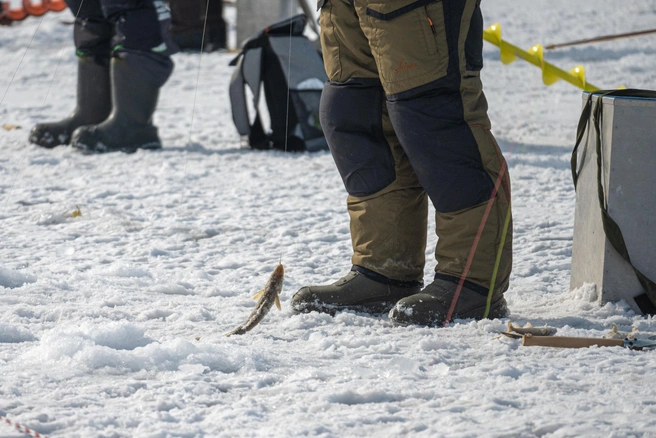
[283,0,294,153]
[179,0,212,203]
[0,12,47,107]
[2,1,86,213]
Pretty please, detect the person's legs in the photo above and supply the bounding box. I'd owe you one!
[353,0,512,325]
[205,0,227,49]
[71,0,175,153]
[29,0,112,148]
[291,0,428,314]
[169,0,226,51]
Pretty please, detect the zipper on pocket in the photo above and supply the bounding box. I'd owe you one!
[425,6,436,35]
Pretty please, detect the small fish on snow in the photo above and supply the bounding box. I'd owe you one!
[225,262,284,336]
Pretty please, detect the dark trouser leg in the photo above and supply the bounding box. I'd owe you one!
[349,0,512,325]
[29,0,112,148]
[320,0,428,284]
[357,0,512,297]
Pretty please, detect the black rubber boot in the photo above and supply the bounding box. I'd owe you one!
[389,277,508,327]
[291,268,421,314]
[71,58,162,154]
[29,57,111,148]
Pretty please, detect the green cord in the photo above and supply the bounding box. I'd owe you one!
[483,201,512,319]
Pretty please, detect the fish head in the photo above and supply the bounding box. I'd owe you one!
[273,263,285,278]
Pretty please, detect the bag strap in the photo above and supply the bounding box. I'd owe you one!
[570,94,593,189]
[571,89,656,314]
[228,47,270,149]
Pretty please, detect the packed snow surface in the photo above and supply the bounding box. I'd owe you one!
[2,1,656,436]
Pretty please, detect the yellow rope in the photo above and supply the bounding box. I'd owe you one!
[483,200,512,319]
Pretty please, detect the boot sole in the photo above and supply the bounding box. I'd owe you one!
[293,299,403,315]
[76,141,162,155]
[452,298,508,321]
[390,296,508,326]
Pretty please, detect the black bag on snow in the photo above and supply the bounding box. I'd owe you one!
[229,14,328,152]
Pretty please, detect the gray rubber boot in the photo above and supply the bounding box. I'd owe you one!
[291,270,421,314]
[29,58,111,148]
[389,277,508,327]
[71,58,162,154]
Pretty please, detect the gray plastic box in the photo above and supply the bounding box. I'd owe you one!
[570,92,656,313]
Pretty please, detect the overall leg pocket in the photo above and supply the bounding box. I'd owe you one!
[362,0,448,95]
[320,0,380,82]
[318,0,341,80]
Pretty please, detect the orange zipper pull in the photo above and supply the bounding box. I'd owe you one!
[427,17,436,35]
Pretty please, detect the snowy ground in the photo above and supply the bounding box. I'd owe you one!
[2,1,656,437]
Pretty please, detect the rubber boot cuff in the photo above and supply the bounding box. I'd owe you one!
[353,265,423,288]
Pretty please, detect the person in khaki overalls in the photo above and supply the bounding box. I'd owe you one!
[291,0,513,326]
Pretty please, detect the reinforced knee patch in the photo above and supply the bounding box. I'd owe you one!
[320,79,396,197]
[387,89,494,213]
